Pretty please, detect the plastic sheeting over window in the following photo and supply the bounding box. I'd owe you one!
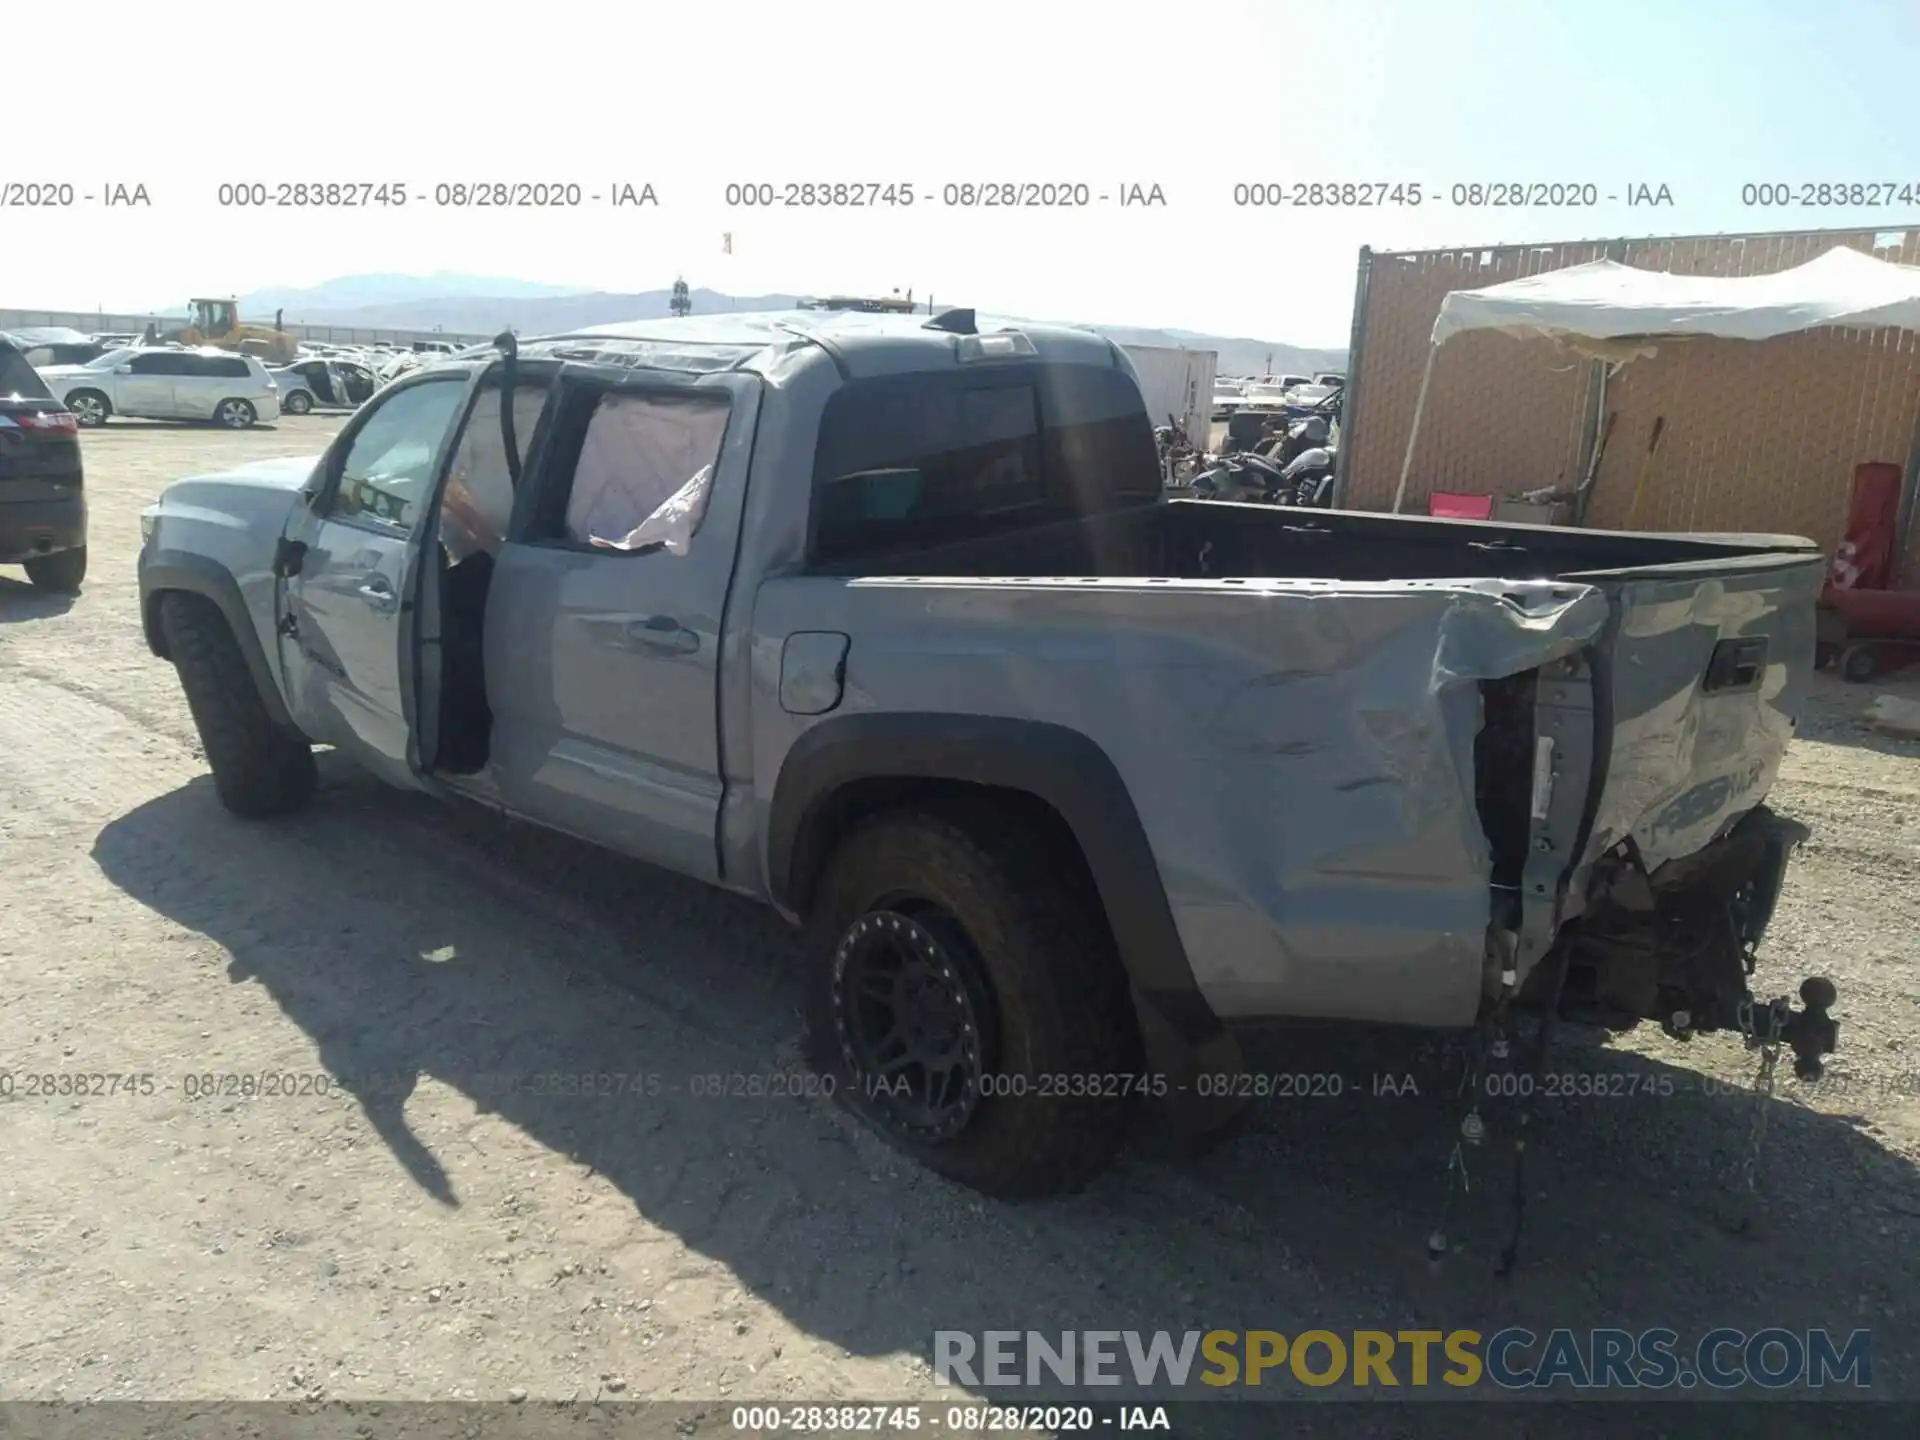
[442,382,547,561]
[564,392,730,555]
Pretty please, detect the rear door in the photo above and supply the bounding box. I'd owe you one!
[482,364,759,881]
[120,352,183,417]
[186,353,258,419]
[277,368,479,788]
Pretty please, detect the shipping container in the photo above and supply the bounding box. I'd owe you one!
[1121,343,1218,448]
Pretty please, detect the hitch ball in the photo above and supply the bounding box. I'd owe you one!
[1785,977,1839,1081]
[1801,977,1837,1011]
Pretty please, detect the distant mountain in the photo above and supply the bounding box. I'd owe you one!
[234,272,586,318]
[265,288,809,336]
[223,275,1346,373]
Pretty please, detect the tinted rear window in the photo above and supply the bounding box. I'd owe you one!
[180,354,251,377]
[0,346,55,401]
[810,362,1158,564]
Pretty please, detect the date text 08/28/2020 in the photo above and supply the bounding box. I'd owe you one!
[15,1065,1885,1105]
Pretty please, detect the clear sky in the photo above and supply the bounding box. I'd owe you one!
[7,0,1919,345]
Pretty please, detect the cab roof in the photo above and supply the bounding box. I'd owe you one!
[482,309,1128,383]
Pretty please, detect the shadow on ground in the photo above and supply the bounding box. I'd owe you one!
[1797,668,1920,757]
[0,572,78,622]
[91,765,1920,1434]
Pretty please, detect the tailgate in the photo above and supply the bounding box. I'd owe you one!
[0,404,84,491]
[1570,549,1826,879]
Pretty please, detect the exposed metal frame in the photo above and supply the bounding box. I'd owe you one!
[1329,245,1373,509]
[1568,237,1630,527]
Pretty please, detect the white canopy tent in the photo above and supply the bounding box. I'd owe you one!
[1389,244,1920,513]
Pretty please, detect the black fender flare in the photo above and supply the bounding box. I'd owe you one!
[140,550,294,729]
[766,712,1242,1085]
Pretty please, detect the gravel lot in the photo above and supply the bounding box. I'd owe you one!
[2,417,1917,1434]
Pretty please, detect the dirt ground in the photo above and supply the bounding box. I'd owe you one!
[2,416,1918,1433]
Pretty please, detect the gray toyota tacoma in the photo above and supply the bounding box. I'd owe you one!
[137,308,1839,1204]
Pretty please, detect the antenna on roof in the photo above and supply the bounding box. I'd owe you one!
[924,308,977,335]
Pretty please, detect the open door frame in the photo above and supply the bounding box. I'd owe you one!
[399,355,569,782]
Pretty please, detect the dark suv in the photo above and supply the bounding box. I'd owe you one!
[0,338,87,592]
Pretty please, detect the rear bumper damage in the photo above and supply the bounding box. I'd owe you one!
[1537,803,1837,1079]
[1437,802,1837,1273]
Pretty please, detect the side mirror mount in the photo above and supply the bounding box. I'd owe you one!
[114,364,133,375]
[298,453,331,506]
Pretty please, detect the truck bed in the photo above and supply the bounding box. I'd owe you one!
[826,497,1822,584]
[789,500,1826,1027]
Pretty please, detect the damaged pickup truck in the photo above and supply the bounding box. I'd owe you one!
[137,308,1838,1209]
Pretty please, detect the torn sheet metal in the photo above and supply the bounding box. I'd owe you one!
[792,573,1614,1032]
[1569,560,1821,880]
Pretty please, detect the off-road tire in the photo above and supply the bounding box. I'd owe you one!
[1840,643,1880,684]
[157,591,316,818]
[804,804,1141,1199]
[24,546,86,592]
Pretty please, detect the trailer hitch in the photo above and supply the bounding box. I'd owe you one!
[1746,977,1839,1081]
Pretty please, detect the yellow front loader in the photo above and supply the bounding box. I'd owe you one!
[166,298,299,365]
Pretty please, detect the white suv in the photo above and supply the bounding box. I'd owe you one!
[38,347,278,429]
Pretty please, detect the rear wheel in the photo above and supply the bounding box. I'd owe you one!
[65,390,110,427]
[215,398,258,428]
[283,390,313,415]
[805,805,1140,1198]
[1841,643,1880,683]
[157,591,316,818]
[24,546,86,593]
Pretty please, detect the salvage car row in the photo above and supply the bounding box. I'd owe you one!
[0,326,405,593]
[3,326,448,430]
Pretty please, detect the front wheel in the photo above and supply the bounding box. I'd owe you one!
[157,591,316,818]
[215,398,258,428]
[24,546,86,593]
[805,806,1140,1198]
